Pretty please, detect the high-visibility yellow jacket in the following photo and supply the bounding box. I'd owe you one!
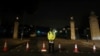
[47,31,56,41]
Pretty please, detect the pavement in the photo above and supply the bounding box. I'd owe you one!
[81,40,100,49]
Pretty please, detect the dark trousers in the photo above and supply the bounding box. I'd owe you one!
[48,41,54,53]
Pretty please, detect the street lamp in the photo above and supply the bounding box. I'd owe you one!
[21,31,23,40]
[86,34,88,42]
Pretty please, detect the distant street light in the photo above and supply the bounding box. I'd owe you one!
[63,28,65,31]
[16,17,19,20]
[65,30,67,33]
[59,30,62,33]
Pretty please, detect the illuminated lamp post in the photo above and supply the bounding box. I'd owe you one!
[13,17,19,39]
[89,11,100,40]
[70,16,76,40]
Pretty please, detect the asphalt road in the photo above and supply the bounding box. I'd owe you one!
[0,37,100,56]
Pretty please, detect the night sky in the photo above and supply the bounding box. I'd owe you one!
[0,1,100,28]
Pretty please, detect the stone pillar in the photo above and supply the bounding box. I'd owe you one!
[89,11,100,40]
[13,17,19,39]
[70,16,76,40]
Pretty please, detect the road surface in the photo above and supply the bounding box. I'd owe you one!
[0,37,100,56]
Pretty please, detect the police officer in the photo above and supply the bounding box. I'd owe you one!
[47,28,56,53]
